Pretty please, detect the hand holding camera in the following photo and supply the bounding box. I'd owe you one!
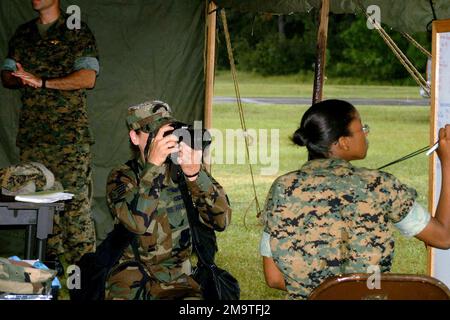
[146,124,179,166]
[146,121,211,174]
[178,142,202,180]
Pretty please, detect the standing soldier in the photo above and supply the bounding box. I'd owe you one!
[1,0,99,266]
[105,101,232,300]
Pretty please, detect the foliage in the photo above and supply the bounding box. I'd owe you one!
[234,33,315,76]
[331,18,430,81]
[217,11,431,83]
[217,11,317,75]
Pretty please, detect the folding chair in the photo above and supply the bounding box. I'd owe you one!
[308,273,450,300]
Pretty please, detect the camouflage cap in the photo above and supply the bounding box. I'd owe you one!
[126,100,176,133]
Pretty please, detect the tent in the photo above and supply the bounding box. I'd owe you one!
[0,0,209,240]
[215,0,450,33]
[1,0,450,242]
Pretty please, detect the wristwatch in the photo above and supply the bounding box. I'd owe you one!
[41,77,47,89]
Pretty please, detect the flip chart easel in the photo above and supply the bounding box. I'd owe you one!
[429,19,450,286]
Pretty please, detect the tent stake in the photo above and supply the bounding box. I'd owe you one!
[312,0,330,104]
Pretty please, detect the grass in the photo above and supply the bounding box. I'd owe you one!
[211,102,430,300]
[214,70,424,100]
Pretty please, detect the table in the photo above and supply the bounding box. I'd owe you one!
[0,202,63,261]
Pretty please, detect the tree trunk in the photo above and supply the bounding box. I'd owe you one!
[278,15,286,40]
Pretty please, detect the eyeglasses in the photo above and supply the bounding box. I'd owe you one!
[362,124,370,134]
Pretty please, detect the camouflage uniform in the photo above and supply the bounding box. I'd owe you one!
[262,158,417,299]
[3,13,99,264]
[0,258,56,295]
[105,102,232,300]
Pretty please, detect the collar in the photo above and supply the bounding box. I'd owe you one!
[44,12,68,35]
[32,11,68,39]
[301,158,354,172]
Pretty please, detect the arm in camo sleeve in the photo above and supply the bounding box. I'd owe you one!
[186,167,232,232]
[106,162,166,235]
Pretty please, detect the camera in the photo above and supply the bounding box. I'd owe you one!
[143,121,212,164]
[163,121,212,151]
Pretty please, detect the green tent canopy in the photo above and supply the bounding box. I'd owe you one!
[214,0,450,34]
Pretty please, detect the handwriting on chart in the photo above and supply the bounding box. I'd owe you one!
[438,33,450,103]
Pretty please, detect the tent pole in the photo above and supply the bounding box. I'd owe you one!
[204,1,216,130]
[204,1,217,172]
[312,0,330,104]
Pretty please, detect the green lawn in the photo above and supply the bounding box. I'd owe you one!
[211,102,431,300]
[214,71,424,100]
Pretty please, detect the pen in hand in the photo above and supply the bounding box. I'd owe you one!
[426,141,439,156]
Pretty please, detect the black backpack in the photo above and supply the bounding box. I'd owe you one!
[176,166,240,300]
[69,159,143,301]
[68,223,137,300]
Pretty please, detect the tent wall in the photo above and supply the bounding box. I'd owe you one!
[0,0,207,241]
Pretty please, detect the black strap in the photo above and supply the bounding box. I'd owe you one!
[143,133,154,163]
[126,158,141,185]
[377,144,430,170]
[130,236,150,300]
[176,166,216,267]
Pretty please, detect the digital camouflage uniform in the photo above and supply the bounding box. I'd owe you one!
[263,158,417,299]
[105,102,232,300]
[4,13,99,264]
[0,161,58,196]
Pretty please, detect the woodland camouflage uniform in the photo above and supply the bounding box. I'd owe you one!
[105,102,232,300]
[0,258,56,295]
[4,13,99,264]
[263,158,417,299]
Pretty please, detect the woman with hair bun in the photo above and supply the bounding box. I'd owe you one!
[260,99,450,299]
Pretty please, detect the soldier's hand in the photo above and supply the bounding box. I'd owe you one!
[12,63,43,89]
[437,125,450,167]
[147,124,179,166]
[178,142,202,181]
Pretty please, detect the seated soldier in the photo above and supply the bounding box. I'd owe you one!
[105,101,231,300]
[260,99,450,299]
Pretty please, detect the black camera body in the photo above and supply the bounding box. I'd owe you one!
[163,121,211,151]
[143,121,212,164]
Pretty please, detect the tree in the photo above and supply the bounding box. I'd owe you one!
[217,11,431,83]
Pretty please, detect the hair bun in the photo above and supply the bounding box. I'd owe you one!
[293,128,308,147]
